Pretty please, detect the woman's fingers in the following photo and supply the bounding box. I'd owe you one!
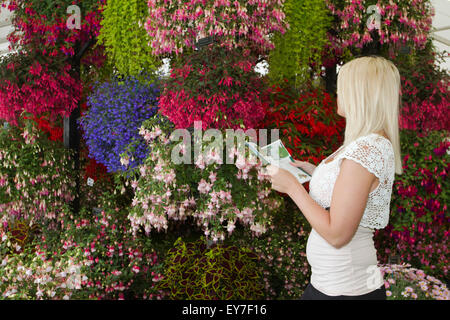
[289,160,315,175]
[290,160,309,169]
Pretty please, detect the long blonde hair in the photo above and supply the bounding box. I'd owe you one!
[337,55,403,175]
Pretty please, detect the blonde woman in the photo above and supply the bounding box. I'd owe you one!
[267,55,403,300]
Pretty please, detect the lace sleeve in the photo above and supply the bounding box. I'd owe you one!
[329,134,394,229]
[336,135,386,182]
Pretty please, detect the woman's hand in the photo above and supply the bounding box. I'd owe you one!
[266,165,302,195]
[289,160,316,176]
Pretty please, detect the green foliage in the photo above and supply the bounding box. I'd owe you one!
[230,197,312,299]
[267,0,332,88]
[156,238,264,300]
[97,0,162,79]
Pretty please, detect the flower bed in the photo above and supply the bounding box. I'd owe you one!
[380,264,449,300]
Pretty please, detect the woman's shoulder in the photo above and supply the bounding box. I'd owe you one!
[346,133,393,153]
[337,133,394,177]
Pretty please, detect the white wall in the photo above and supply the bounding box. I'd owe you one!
[431,0,450,72]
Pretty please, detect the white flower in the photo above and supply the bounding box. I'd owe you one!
[120,156,130,167]
[227,221,236,233]
[139,126,146,137]
[235,156,246,170]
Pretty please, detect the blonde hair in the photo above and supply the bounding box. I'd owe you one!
[337,55,403,175]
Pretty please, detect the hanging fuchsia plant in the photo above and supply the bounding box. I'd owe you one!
[145,0,288,56]
[1,0,105,58]
[159,46,268,130]
[325,0,433,51]
[0,53,81,125]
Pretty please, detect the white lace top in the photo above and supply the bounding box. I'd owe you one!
[305,133,395,296]
[309,133,395,229]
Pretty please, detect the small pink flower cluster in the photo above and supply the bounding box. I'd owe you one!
[0,236,87,300]
[380,264,449,300]
[144,0,288,56]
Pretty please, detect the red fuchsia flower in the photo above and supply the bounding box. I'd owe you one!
[0,58,81,125]
[131,265,140,274]
[3,0,105,60]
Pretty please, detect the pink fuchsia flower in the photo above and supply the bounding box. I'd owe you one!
[195,154,206,170]
[132,265,140,274]
[198,179,212,194]
[227,220,236,233]
[209,171,217,183]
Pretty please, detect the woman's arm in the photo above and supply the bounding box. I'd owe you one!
[268,158,377,249]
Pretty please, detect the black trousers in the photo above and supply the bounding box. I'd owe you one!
[300,283,387,300]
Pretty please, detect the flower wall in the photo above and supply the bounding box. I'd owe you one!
[0,0,448,301]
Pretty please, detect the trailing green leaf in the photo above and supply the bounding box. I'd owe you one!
[268,0,332,88]
[98,0,162,79]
